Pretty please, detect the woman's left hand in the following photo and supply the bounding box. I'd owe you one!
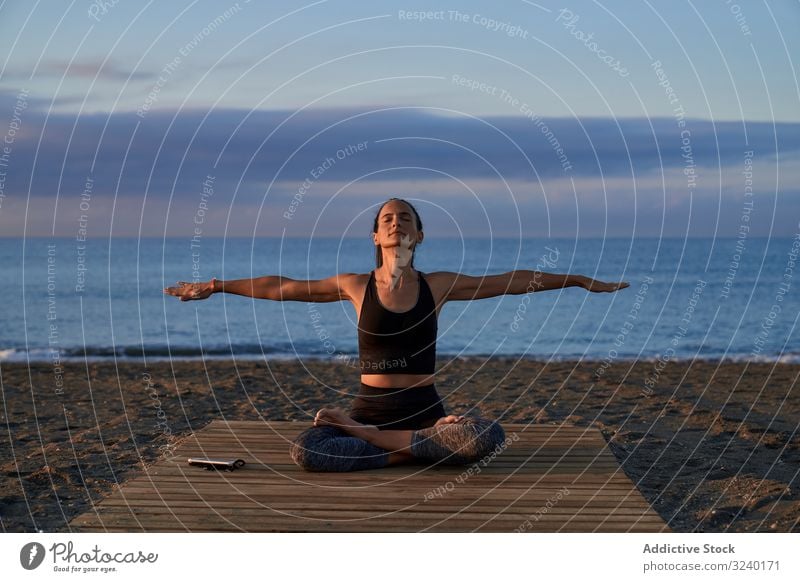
[435,415,467,426]
[582,278,630,293]
[164,278,217,301]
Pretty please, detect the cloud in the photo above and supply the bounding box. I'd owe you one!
[0,101,798,236]
[1,58,153,83]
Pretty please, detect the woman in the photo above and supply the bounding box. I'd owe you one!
[164,198,629,472]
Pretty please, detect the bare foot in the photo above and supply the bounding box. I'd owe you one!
[387,451,415,466]
[314,407,378,436]
[434,414,466,427]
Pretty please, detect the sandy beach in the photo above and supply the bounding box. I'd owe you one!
[1,357,798,533]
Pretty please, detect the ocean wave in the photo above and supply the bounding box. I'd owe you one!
[2,345,800,364]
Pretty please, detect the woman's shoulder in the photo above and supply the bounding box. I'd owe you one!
[337,271,372,285]
[337,271,372,278]
[419,270,458,282]
[331,272,372,305]
[418,271,459,295]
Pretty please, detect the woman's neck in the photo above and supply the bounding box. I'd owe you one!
[377,234,416,290]
[376,258,416,291]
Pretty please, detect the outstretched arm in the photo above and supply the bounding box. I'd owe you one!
[163,273,356,302]
[440,270,629,301]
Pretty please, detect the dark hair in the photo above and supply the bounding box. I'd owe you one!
[372,198,423,268]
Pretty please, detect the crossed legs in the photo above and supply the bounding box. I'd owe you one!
[289,407,506,472]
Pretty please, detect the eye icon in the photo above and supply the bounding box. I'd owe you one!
[20,542,46,570]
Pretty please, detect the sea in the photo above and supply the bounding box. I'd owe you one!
[2,236,799,364]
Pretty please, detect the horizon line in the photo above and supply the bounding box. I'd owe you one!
[2,235,793,240]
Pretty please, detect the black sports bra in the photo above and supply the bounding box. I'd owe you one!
[357,270,437,374]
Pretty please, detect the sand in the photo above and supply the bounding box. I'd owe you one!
[1,357,798,532]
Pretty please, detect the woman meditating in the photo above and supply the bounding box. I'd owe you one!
[164,198,629,472]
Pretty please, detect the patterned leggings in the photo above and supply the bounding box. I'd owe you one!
[289,416,506,472]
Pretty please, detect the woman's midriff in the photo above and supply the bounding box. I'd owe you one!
[350,380,447,430]
[360,373,436,388]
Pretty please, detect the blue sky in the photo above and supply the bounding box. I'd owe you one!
[0,0,798,237]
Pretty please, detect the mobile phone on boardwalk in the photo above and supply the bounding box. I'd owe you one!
[187,458,246,471]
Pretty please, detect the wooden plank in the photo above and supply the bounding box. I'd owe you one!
[73,523,670,533]
[103,490,648,503]
[74,513,668,530]
[86,512,663,526]
[149,467,629,478]
[95,499,660,513]
[70,421,669,532]
[93,503,657,519]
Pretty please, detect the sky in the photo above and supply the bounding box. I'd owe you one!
[0,0,798,238]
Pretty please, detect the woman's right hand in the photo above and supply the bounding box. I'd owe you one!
[163,278,217,301]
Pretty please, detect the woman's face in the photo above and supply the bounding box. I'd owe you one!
[373,201,423,253]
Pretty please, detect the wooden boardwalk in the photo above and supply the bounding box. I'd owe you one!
[70,420,670,532]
